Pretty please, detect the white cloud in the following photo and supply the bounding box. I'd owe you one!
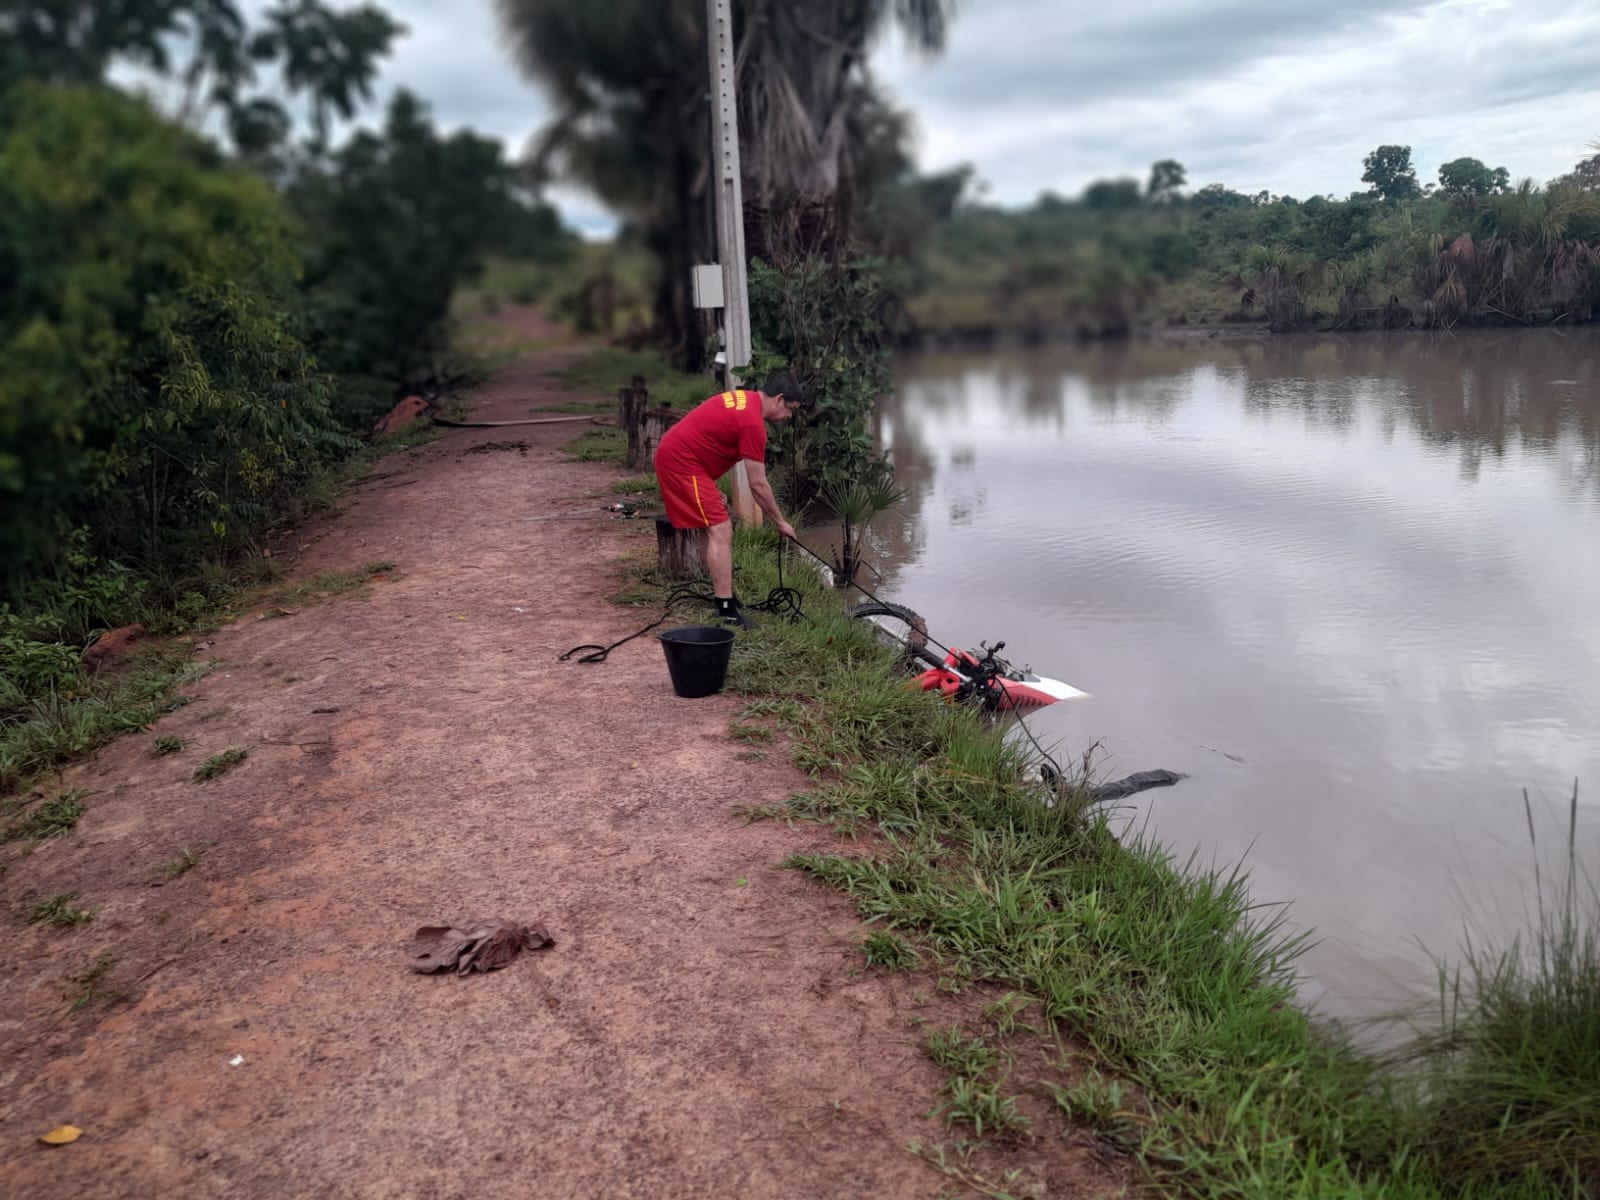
[173,1,1600,228]
[872,0,1600,203]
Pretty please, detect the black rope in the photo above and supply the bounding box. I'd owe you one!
[784,538,956,659]
[558,582,715,664]
[745,538,807,623]
[559,538,804,665]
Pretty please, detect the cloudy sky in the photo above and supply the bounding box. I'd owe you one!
[351,0,1600,232]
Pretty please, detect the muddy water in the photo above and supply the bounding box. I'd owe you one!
[859,330,1600,1024]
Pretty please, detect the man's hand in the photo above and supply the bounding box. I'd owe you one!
[775,518,797,540]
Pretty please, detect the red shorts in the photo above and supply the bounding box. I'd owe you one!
[657,466,729,529]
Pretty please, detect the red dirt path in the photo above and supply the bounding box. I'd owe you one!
[0,313,1130,1199]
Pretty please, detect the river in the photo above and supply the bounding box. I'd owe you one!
[855,329,1600,1025]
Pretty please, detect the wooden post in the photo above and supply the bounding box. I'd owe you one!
[620,377,654,470]
[641,406,679,465]
[620,385,643,469]
[655,518,707,580]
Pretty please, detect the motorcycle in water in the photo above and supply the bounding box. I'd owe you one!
[848,601,1088,713]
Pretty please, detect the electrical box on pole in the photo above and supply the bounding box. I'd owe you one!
[691,264,725,309]
[705,0,751,371]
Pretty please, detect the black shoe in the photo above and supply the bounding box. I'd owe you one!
[718,602,757,630]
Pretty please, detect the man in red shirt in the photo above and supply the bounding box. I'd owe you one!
[654,372,804,628]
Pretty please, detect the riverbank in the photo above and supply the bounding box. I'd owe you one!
[895,298,1589,352]
[564,336,1598,1197]
[721,533,1596,1199]
[540,333,1595,1196]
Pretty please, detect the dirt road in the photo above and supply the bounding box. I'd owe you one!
[0,318,977,1199]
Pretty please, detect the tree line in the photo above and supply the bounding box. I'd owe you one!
[903,144,1600,341]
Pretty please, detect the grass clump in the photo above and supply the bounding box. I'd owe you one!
[1397,787,1600,1196]
[157,846,202,880]
[193,747,248,781]
[265,561,396,609]
[610,474,657,496]
[607,551,665,608]
[0,649,201,798]
[150,734,186,757]
[19,891,94,927]
[565,427,627,464]
[64,953,124,1011]
[722,530,1596,1198]
[924,1028,1028,1137]
[861,929,916,970]
[4,789,87,842]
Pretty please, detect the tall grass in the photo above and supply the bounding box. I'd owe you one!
[0,653,201,797]
[1401,785,1600,1194]
[717,530,1594,1198]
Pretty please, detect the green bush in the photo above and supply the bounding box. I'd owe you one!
[748,256,896,502]
[290,90,533,409]
[0,82,340,597]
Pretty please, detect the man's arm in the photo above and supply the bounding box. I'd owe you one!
[742,459,796,539]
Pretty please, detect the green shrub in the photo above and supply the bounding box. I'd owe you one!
[0,83,340,598]
[748,256,896,503]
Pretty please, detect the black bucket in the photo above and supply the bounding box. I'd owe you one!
[658,625,736,698]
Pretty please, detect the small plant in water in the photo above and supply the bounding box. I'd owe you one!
[20,892,95,927]
[821,465,904,588]
[194,747,248,781]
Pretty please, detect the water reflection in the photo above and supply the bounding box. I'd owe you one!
[898,331,1600,471]
[868,329,1600,1022]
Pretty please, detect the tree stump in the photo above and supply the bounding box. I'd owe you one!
[656,518,706,580]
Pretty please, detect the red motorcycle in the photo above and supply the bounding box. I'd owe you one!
[849,601,1088,712]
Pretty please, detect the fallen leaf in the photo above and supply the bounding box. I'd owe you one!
[39,1125,81,1146]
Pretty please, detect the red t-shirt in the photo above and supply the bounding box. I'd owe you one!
[654,390,766,479]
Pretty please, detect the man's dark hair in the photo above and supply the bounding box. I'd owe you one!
[762,371,807,407]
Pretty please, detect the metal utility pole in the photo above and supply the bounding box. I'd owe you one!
[706,0,751,373]
[705,0,759,523]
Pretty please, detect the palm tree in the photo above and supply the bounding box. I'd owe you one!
[495,1,956,260]
[736,0,954,257]
[495,0,713,368]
